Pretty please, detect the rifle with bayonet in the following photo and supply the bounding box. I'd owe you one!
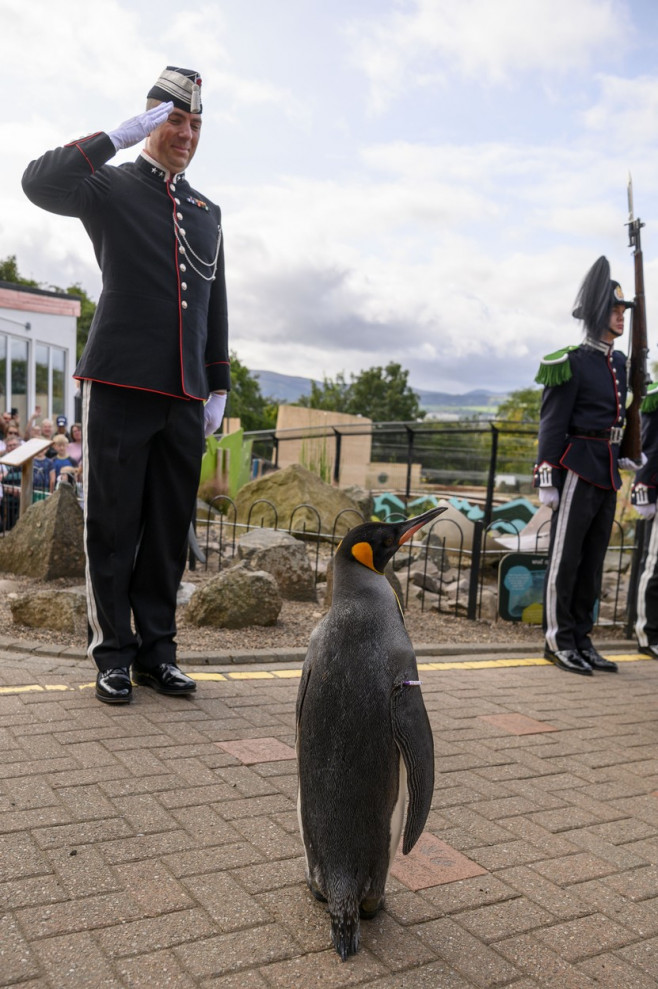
[619,176,649,463]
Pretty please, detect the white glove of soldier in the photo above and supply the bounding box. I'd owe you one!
[108,101,174,151]
[539,486,560,510]
[636,503,657,520]
[204,392,227,438]
[619,453,648,471]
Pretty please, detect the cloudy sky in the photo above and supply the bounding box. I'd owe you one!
[3,0,658,395]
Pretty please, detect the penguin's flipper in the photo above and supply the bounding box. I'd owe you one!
[391,682,435,854]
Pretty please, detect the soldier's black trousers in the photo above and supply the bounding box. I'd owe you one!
[544,470,617,653]
[81,381,204,673]
[635,517,658,647]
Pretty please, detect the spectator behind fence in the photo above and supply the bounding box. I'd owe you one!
[40,418,57,457]
[49,435,74,492]
[68,422,83,466]
[1,434,22,531]
[32,448,54,500]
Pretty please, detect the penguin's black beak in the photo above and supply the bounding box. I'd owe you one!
[397,506,447,547]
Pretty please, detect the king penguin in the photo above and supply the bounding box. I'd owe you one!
[296,506,446,961]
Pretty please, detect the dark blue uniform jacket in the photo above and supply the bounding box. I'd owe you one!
[534,342,627,491]
[22,133,229,400]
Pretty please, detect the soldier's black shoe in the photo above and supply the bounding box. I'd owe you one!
[95,668,132,704]
[132,663,197,695]
[578,646,618,673]
[638,643,658,659]
[544,647,593,676]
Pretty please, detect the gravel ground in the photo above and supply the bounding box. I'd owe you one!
[0,564,630,656]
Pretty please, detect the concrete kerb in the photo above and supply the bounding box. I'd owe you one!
[0,634,639,666]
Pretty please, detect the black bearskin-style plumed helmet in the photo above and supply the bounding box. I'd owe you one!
[572,255,634,338]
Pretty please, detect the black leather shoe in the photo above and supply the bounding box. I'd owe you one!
[544,647,593,675]
[638,643,658,659]
[95,668,132,704]
[578,646,618,673]
[132,663,197,695]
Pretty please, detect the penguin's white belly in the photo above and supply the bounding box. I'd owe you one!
[388,755,407,874]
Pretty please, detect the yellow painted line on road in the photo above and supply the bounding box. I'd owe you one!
[0,653,653,696]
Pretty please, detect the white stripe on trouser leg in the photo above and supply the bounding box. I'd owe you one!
[544,470,579,653]
[635,517,658,647]
[81,382,104,666]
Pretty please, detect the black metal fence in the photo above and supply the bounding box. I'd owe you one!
[193,496,637,631]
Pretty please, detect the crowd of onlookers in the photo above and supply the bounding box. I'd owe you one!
[0,408,83,532]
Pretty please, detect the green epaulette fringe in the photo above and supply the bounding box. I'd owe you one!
[534,346,577,387]
[641,382,658,414]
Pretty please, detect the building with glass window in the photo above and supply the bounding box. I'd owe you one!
[0,281,78,429]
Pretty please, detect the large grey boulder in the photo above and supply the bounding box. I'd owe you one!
[9,586,87,632]
[186,563,282,628]
[234,464,364,537]
[0,483,84,579]
[237,528,316,601]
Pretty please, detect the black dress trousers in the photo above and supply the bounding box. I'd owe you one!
[81,381,204,672]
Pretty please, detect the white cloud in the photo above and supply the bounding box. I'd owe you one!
[350,0,631,111]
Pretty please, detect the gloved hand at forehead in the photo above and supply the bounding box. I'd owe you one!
[108,101,174,151]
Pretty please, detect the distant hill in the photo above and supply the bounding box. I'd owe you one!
[251,369,506,419]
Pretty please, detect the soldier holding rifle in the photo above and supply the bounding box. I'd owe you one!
[533,255,639,675]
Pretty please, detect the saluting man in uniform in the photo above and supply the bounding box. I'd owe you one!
[631,382,658,657]
[22,67,230,704]
[534,256,636,675]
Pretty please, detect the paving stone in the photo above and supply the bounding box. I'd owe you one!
[113,859,195,916]
[17,890,143,939]
[456,895,554,942]
[96,907,217,958]
[163,841,264,878]
[478,713,558,735]
[0,911,41,985]
[390,832,487,889]
[578,952,658,988]
[253,945,386,987]
[216,736,297,764]
[173,924,301,980]
[616,934,658,980]
[416,916,520,986]
[535,912,637,961]
[531,851,617,885]
[115,948,198,988]
[495,932,602,987]
[183,871,271,931]
[31,930,118,987]
[0,833,49,880]
[495,866,590,920]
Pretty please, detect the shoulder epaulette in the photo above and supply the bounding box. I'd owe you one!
[641,382,658,414]
[534,345,578,387]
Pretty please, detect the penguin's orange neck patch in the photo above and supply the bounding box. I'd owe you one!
[351,541,383,573]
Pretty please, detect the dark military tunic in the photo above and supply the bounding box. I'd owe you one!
[533,339,627,654]
[22,133,229,397]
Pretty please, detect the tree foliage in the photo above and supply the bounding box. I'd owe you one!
[496,386,542,423]
[298,361,425,421]
[225,352,278,432]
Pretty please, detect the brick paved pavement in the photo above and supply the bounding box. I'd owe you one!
[1,640,657,988]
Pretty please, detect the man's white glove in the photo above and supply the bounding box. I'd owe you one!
[538,487,560,510]
[619,453,648,471]
[636,503,657,520]
[108,101,174,151]
[204,393,227,438]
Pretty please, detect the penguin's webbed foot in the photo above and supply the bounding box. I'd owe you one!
[306,877,328,903]
[359,896,383,919]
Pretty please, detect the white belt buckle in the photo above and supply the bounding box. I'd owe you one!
[610,426,624,445]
